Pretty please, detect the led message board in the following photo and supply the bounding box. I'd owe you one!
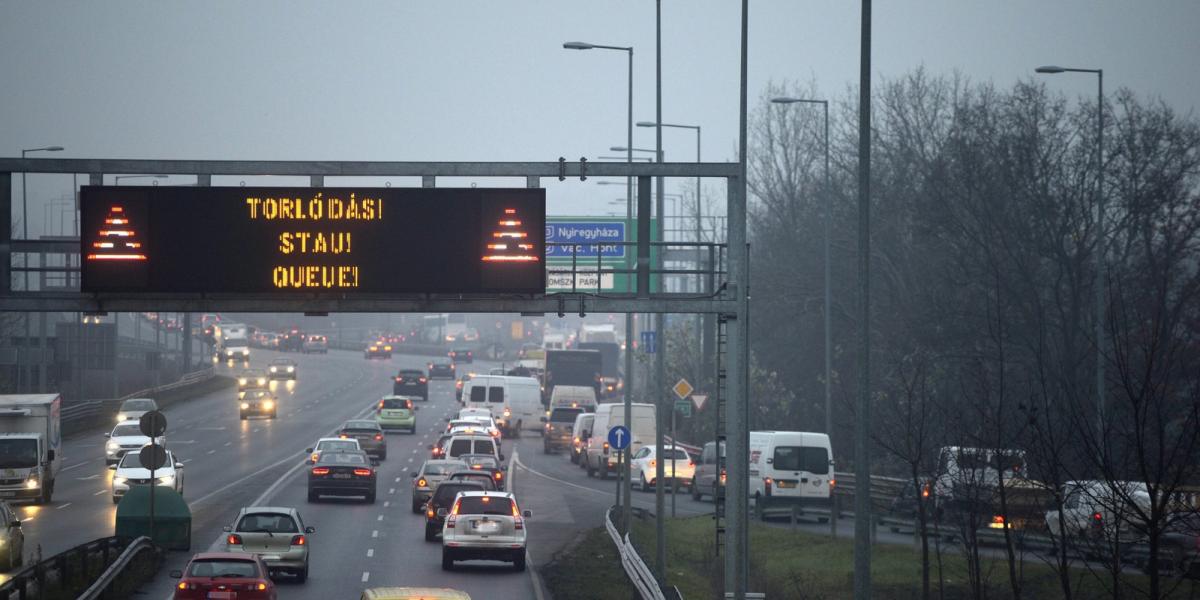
[80,186,545,294]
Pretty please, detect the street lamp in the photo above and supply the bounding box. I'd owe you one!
[597,156,653,162]
[1036,64,1105,434]
[564,38,636,535]
[114,174,168,185]
[771,97,833,439]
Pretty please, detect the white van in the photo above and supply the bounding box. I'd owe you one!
[584,402,656,479]
[461,375,542,437]
[748,431,834,514]
[549,385,597,411]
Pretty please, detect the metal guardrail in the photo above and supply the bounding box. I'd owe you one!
[61,366,215,429]
[77,536,159,600]
[606,506,668,600]
[0,535,160,600]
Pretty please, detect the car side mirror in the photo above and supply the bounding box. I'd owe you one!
[766,458,773,465]
[103,433,111,438]
[370,458,381,466]
[539,417,547,423]
[222,526,232,532]
[305,526,315,534]
[437,508,448,517]
[170,570,183,579]
[523,510,533,518]
[305,448,313,454]
[175,463,184,469]
[501,465,508,471]
[9,520,20,528]
[47,450,55,461]
[107,464,116,471]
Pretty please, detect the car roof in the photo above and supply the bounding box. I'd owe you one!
[121,397,155,405]
[457,490,515,499]
[189,552,262,561]
[316,437,357,444]
[343,420,380,428]
[239,506,297,516]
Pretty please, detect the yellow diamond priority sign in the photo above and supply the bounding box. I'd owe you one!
[672,379,694,400]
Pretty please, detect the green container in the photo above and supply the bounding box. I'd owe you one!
[115,486,192,550]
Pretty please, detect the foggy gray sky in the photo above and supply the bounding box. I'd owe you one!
[3,1,1197,234]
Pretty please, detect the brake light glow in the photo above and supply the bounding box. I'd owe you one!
[374,434,383,441]
[339,434,348,439]
[494,472,503,480]
[354,468,373,477]
[419,377,427,383]
[291,535,306,546]
[227,533,243,545]
[311,467,330,475]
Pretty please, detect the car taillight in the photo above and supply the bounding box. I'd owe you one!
[374,434,383,441]
[764,477,773,496]
[427,508,435,518]
[178,581,195,591]
[291,534,306,545]
[419,377,427,383]
[354,468,373,477]
[650,459,657,469]
[312,467,330,475]
[417,478,427,487]
[446,515,457,529]
[395,377,402,382]
[311,453,320,463]
[471,464,483,470]
[688,460,695,467]
[339,434,348,439]
[255,581,268,591]
[227,533,243,545]
[494,472,503,480]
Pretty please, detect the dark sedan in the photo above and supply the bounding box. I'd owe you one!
[394,369,428,400]
[428,361,456,380]
[307,450,377,503]
[423,480,486,541]
[445,469,499,492]
[337,420,387,460]
[448,348,473,364]
[459,453,506,491]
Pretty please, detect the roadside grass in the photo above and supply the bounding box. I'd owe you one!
[541,526,636,600]
[605,514,1200,599]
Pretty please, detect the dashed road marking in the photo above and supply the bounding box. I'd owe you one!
[367,548,374,557]
[62,461,92,472]
[94,489,107,496]
[223,441,232,446]
[383,501,389,507]
[377,515,384,521]
[372,530,378,538]
[361,572,370,583]
[207,450,216,455]
[56,502,71,510]
[77,474,101,481]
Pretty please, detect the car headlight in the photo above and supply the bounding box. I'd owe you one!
[25,477,38,489]
[263,400,275,409]
[270,367,278,372]
[258,378,266,385]
[157,475,174,485]
[113,477,127,485]
[287,366,294,372]
[106,441,119,452]
[239,378,248,385]
[241,402,250,409]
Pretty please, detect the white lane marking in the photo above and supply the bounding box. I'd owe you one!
[371,530,378,538]
[195,426,226,431]
[181,459,192,464]
[206,450,216,455]
[62,461,92,472]
[407,458,414,463]
[394,477,400,483]
[366,548,374,557]
[377,515,383,521]
[56,502,72,510]
[94,489,107,496]
[171,440,198,444]
[77,474,100,481]
[388,488,395,495]
[361,572,370,583]
[383,501,389,507]
[21,517,32,523]
[223,441,232,447]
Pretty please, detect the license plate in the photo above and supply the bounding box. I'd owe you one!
[474,521,500,533]
[776,481,796,489]
[0,492,14,498]
[207,593,234,600]
[261,554,281,561]
[332,473,351,479]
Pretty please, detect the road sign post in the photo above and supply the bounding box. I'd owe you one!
[139,410,167,542]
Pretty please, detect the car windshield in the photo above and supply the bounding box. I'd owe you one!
[317,440,358,452]
[237,513,298,533]
[187,559,259,578]
[0,439,39,468]
[121,399,155,412]
[380,398,411,409]
[433,483,482,504]
[664,448,690,460]
[226,339,248,348]
[318,452,367,466]
[112,424,142,437]
[550,408,583,423]
[424,462,464,476]
[118,452,144,468]
[463,455,499,468]
[773,446,829,474]
[457,496,514,516]
[399,370,424,377]
[344,421,379,430]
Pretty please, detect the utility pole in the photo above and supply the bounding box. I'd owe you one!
[854,1,874,599]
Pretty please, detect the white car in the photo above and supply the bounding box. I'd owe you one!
[440,490,531,571]
[632,445,695,491]
[105,422,165,465]
[115,398,157,424]
[110,449,184,503]
[457,407,492,421]
[1045,480,1151,542]
[305,437,361,464]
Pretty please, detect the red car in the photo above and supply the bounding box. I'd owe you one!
[171,552,276,600]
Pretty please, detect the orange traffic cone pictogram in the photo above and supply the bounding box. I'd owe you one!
[86,205,147,261]
[483,207,539,262]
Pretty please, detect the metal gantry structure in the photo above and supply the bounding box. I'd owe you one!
[0,156,755,595]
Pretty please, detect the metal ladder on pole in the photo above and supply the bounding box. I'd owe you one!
[714,314,730,554]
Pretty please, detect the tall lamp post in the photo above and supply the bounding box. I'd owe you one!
[564,40,636,534]
[770,97,832,440]
[19,146,64,393]
[1036,65,1105,434]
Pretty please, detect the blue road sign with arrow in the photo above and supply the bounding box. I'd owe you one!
[607,425,631,451]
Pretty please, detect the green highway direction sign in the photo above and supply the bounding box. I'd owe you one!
[675,400,692,418]
[545,216,659,293]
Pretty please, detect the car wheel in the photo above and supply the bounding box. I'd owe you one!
[307,490,318,503]
[412,499,423,514]
[441,550,454,571]
[513,552,527,572]
[542,443,551,455]
[366,491,377,504]
[112,496,120,504]
[296,565,308,583]
[425,524,438,542]
[640,473,652,492]
[379,451,387,460]
[586,463,595,478]
[691,478,702,501]
[239,413,247,420]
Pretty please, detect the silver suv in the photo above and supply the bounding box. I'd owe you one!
[439,490,531,571]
